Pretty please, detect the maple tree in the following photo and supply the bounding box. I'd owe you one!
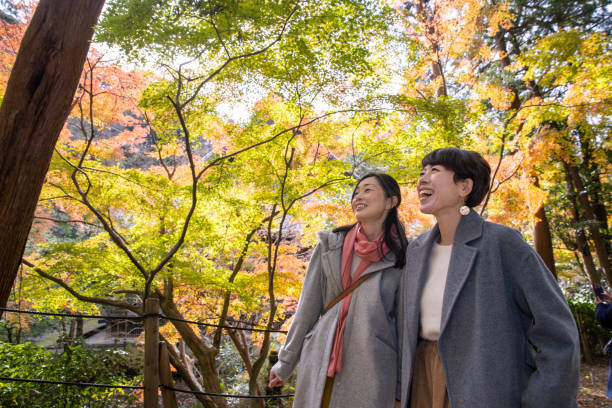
[11,0,406,406]
[0,1,28,97]
[0,0,610,406]
[397,0,610,285]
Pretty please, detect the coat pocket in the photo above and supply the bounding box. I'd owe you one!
[374,335,398,353]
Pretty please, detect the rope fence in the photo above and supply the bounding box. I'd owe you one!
[0,306,144,320]
[0,376,144,390]
[0,303,294,406]
[0,378,293,399]
[0,307,288,333]
[161,385,293,399]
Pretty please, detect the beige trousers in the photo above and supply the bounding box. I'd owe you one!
[321,375,334,408]
[410,340,451,408]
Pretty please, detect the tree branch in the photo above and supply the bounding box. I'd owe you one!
[33,216,102,229]
[179,4,299,109]
[21,258,141,314]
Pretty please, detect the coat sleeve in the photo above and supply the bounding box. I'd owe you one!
[271,243,326,380]
[506,229,580,408]
[596,303,612,329]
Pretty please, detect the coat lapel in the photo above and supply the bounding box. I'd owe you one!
[439,211,483,336]
[400,226,439,404]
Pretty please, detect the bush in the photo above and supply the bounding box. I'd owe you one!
[568,300,612,361]
[0,340,142,407]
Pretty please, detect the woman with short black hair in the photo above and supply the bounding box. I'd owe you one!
[399,147,580,408]
[269,173,407,408]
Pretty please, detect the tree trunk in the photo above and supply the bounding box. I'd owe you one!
[590,168,611,257]
[414,0,447,97]
[159,296,227,408]
[69,319,77,339]
[574,311,592,364]
[532,178,557,279]
[164,338,213,407]
[564,161,602,284]
[566,164,612,284]
[533,204,557,279]
[0,0,105,314]
[493,29,521,110]
[76,317,83,337]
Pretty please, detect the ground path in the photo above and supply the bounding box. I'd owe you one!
[580,358,611,407]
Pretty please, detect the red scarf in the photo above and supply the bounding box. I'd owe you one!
[327,223,390,377]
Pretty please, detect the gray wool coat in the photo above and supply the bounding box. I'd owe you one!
[272,230,403,408]
[399,210,580,407]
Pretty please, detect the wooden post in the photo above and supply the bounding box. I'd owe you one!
[145,298,160,408]
[160,341,179,408]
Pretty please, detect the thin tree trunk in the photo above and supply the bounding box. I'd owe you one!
[164,338,213,407]
[76,317,83,337]
[159,290,227,408]
[69,319,77,339]
[532,178,557,278]
[590,169,611,257]
[494,29,521,110]
[564,161,601,284]
[575,311,592,363]
[533,204,557,279]
[0,0,105,313]
[566,164,612,284]
[414,0,447,97]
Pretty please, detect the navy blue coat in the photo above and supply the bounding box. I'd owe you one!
[596,303,612,329]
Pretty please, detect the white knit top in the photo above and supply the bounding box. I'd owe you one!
[420,243,453,341]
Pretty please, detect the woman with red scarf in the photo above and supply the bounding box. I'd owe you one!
[268,173,408,408]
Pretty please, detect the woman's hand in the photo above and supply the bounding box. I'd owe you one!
[268,369,284,388]
[596,290,612,304]
[394,400,402,408]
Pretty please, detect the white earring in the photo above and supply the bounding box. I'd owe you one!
[459,205,470,216]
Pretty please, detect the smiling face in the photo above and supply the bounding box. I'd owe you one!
[417,164,473,217]
[351,177,397,224]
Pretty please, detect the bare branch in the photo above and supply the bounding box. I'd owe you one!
[213,213,277,348]
[162,335,212,407]
[33,216,102,229]
[56,145,148,278]
[490,157,523,194]
[196,108,384,180]
[180,4,299,109]
[38,195,75,202]
[209,0,231,59]
[81,166,164,192]
[67,165,149,279]
[54,147,93,196]
[480,107,521,215]
[21,258,141,314]
[143,111,177,180]
[148,107,385,285]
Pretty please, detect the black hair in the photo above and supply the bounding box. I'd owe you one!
[421,147,491,208]
[333,173,408,268]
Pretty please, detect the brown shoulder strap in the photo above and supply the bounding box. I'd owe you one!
[323,271,379,314]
